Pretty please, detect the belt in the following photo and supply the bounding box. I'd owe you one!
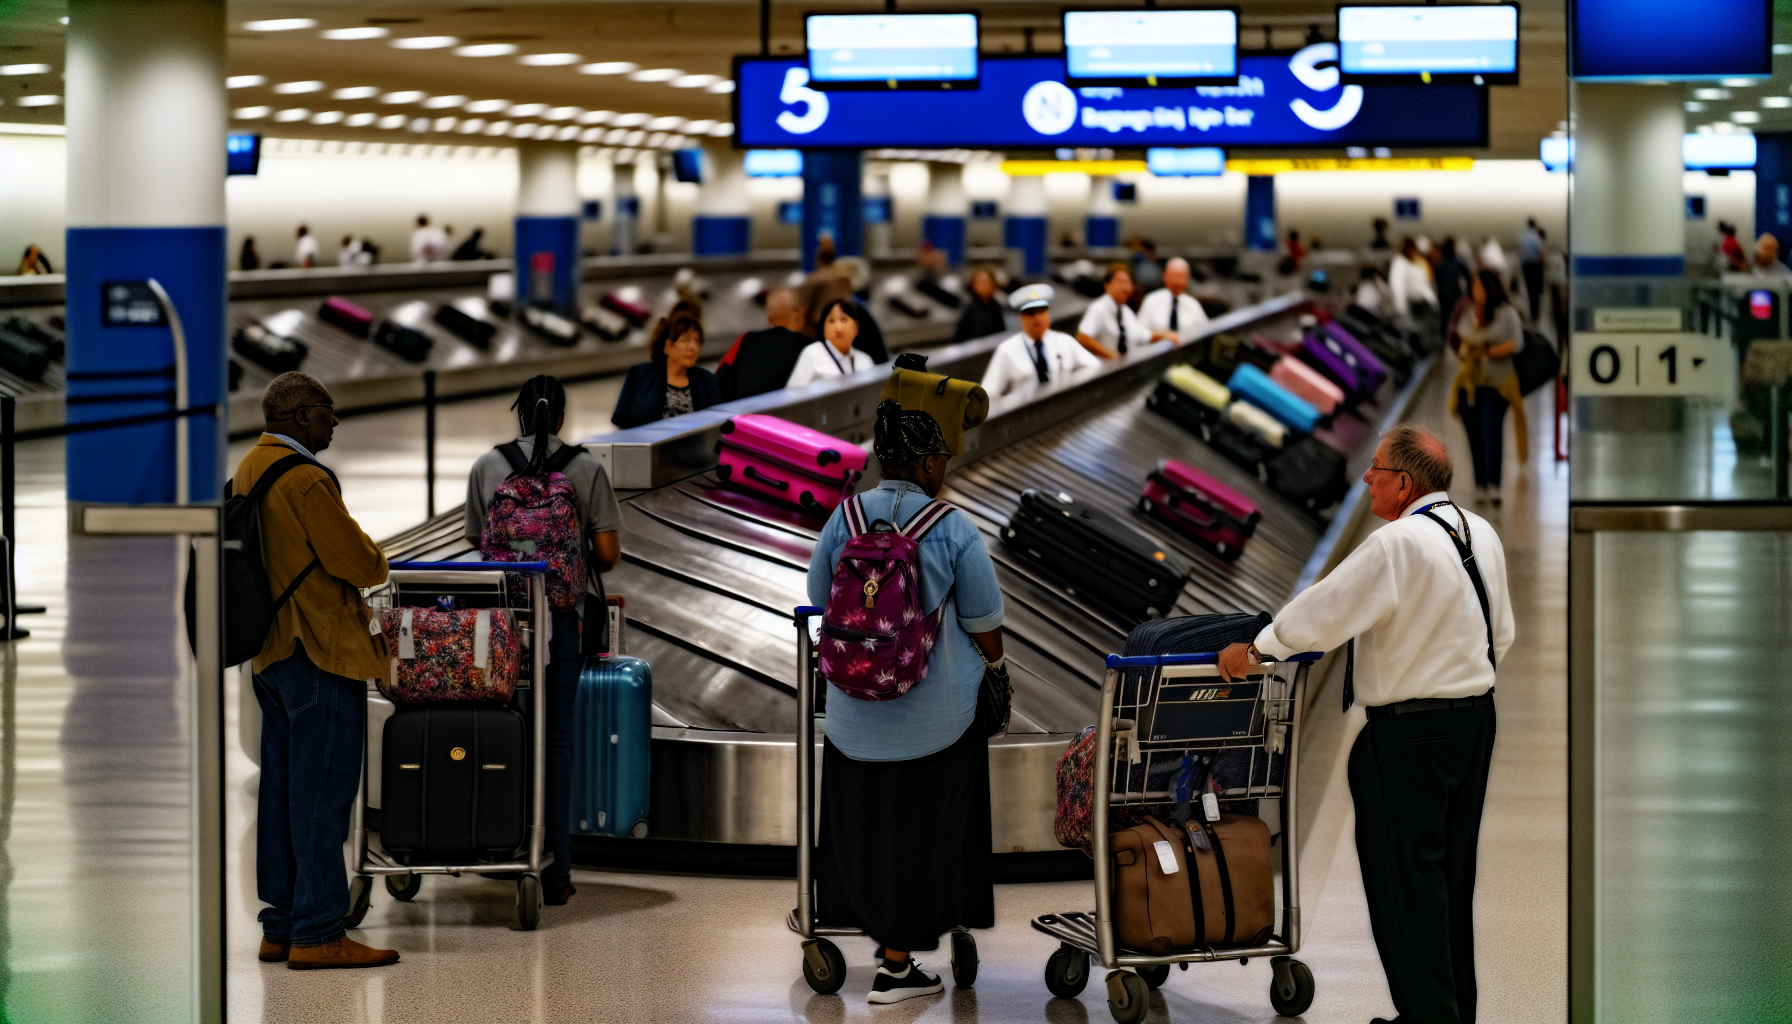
[1365,689,1495,720]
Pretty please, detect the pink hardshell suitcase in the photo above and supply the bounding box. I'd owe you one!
[715,413,869,519]
[319,296,375,338]
[1270,354,1345,417]
[1138,458,1261,562]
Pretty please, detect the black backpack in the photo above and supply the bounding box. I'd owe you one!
[185,449,330,666]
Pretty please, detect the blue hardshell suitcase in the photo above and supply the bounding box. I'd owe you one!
[569,655,653,838]
[1228,363,1321,434]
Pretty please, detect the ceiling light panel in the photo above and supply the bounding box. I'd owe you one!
[671,74,720,89]
[629,68,682,82]
[456,43,518,57]
[425,95,468,109]
[244,18,316,32]
[382,91,427,104]
[226,75,266,89]
[580,62,637,76]
[520,53,581,66]
[1,64,52,76]
[321,27,388,40]
[391,36,458,50]
[274,80,325,94]
[334,86,380,99]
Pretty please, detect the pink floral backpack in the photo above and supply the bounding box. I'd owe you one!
[482,442,587,612]
[819,495,956,701]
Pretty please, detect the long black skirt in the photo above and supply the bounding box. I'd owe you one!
[817,722,994,952]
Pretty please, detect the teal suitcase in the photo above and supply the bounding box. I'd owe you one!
[569,655,653,838]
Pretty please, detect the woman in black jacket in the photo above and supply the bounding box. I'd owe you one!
[612,310,722,428]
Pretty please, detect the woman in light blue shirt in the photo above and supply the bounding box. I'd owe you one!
[806,400,1005,1005]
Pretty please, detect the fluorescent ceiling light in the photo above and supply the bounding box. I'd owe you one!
[647,116,685,131]
[610,112,650,127]
[629,68,682,82]
[311,110,344,124]
[274,80,325,94]
[707,80,736,94]
[1765,97,1792,108]
[709,122,734,138]
[391,36,458,50]
[322,27,388,40]
[378,114,407,129]
[456,43,517,57]
[226,75,266,89]
[509,102,547,117]
[434,117,458,131]
[334,86,379,99]
[466,99,510,114]
[233,106,271,119]
[545,106,582,121]
[382,91,427,104]
[485,120,512,136]
[1733,111,1763,123]
[274,108,311,122]
[520,53,581,66]
[17,95,61,107]
[425,95,468,109]
[579,62,636,76]
[683,119,717,134]
[0,64,52,76]
[670,74,720,89]
[244,18,316,32]
[578,110,614,125]
[346,112,377,127]
[1693,88,1730,100]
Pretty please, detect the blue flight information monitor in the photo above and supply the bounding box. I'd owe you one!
[1572,0,1769,80]
[1338,4,1519,85]
[1063,9,1239,87]
[805,13,979,91]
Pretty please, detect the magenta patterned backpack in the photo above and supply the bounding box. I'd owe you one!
[482,442,587,612]
[819,495,956,702]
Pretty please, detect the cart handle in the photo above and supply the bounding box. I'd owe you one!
[1105,650,1322,668]
[794,605,822,619]
[389,560,551,573]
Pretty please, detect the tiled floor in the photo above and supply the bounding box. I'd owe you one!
[6,357,1568,1023]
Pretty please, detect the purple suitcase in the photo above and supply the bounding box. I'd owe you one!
[1322,321,1389,392]
[319,296,374,338]
[715,413,869,519]
[1298,330,1373,403]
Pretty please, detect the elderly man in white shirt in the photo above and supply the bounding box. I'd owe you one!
[1220,425,1511,1024]
[1137,257,1210,345]
[981,284,1100,416]
[1074,263,1142,360]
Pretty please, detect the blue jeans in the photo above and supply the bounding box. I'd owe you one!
[513,609,582,891]
[254,644,366,946]
[1457,387,1509,488]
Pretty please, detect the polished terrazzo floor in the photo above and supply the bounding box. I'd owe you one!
[7,356,1567,1023]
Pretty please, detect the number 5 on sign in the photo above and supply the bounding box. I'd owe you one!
[1570,332,1732,398]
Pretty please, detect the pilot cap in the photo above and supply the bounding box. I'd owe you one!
[1010,282,1055,313]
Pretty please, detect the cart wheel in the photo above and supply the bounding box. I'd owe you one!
[1106,969,1150,1024]
[1139,963,1171,990]
[1044,943,1090,999]
[341,875,373,929]
[801,938,847,995]
[1269,957,1315,1017]
[515,875,541,931]
[385,873,421,902]
[950,931,979,988]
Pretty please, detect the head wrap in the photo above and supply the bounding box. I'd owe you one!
[872,399,946,469]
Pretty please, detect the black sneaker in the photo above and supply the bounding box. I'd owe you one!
[867,959,944,1004]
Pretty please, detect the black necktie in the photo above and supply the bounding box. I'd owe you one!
[1032,339,1050,384]
[1169,297,1180,332]
[1341,637,1357,712]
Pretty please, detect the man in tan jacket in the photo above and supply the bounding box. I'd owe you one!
[240,372,397,970]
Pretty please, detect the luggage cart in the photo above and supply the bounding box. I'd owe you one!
[343,560,552,931]
[1032,649,1321,1023]
[787,606,980,995]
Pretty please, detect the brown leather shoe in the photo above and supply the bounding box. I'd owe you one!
[258,938,289,963]
[287,936,400,971]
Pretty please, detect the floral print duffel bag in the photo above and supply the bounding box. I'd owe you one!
[379,606,521,705]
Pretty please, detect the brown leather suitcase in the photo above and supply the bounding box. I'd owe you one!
[1110,814,1276,954]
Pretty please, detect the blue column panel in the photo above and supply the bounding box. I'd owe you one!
[1004,216,1048,277]
[801,150,863,271]
[1085,216,1120,248]
[692,215,752,256]
[514,215,580,315]
[65,226,226,505]
[922,215,967,267]
[1245,176,1277,252]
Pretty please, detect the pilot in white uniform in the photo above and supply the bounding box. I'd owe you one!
[981,283,1101,416]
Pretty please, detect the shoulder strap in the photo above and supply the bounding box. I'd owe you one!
[897,499,955,541]
[544,442,584,474]
[1417,508,1496,669]
[496,442,529,475]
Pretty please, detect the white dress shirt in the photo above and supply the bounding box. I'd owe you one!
[1137,288,1210,344]
[1388,255,1437,311]
[786,340,875,388]
[1076,294,1146,355]
[1253,491,1513,706]
[980,329,1100,415]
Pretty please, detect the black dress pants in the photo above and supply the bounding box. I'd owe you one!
[1349,700,1497,1024]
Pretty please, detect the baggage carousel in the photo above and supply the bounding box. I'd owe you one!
[376,289,1435,874]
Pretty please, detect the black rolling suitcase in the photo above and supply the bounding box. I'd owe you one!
[373,319,433,362]
[232,322,309,373]
[1265,436,1349,515]
[434,304,496,349]
[1002,488,1188,622]
[381,706,529,865]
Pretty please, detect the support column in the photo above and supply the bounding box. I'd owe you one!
[1085,175,1120,249]
[801,150,863,271]
[1004,174,1049,278]
[1245,176,1278,251]
[611,157,638,257]
[692,144,751,256]
[923,162,969,267]
[515,141,580,315]
[66,0,226,506]
[863,165,893,257]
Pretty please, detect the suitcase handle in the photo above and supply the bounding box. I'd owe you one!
[1105,650,1322,668]
[742,465,790,491]
[389,560,551,573]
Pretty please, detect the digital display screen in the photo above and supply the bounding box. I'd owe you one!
[1147,147,1226,176]
[1573,0,1770,81]
[1063,9,1239,87]
[671,149,704,184]
[1684,133,1757,169]
[227,132,262,176]
[1337,4,1519,85]
[805,13,979,90]
[743,149,805,176]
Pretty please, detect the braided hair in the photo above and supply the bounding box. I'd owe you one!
[512,374,566,475]
[872,399,946,472]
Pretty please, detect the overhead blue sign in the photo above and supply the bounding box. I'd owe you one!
[734,46,1485,149]
[1572,0,1770,81]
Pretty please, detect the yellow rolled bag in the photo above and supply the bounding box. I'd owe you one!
[880,367,989,457]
